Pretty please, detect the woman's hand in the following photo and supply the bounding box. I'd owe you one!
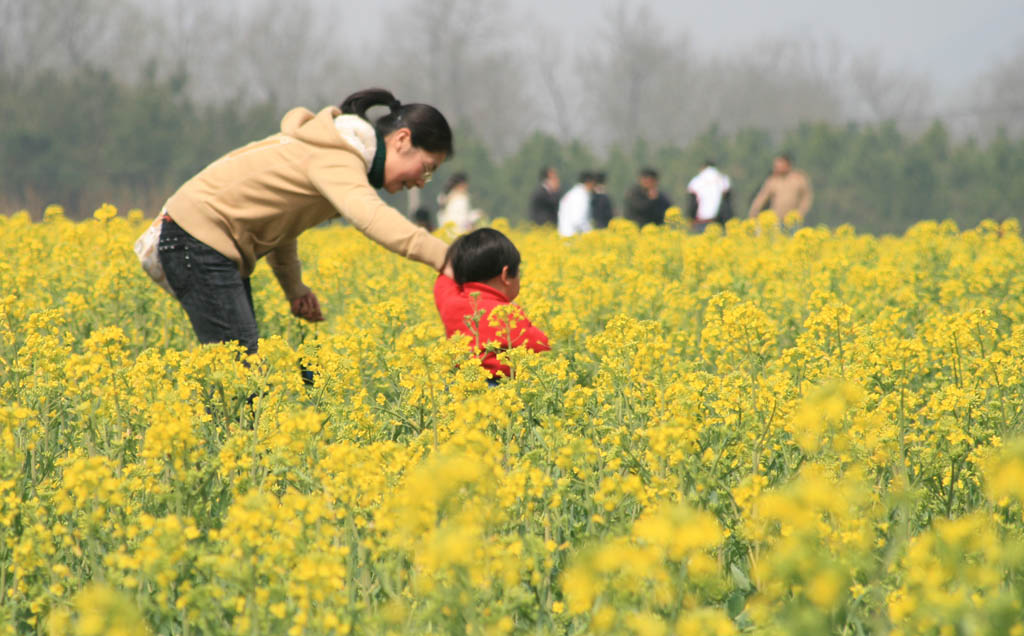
[291,291,324,322]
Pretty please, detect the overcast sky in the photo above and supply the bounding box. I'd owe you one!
[346,0,1024,98]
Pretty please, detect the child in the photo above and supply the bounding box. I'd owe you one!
[434,228,549,380]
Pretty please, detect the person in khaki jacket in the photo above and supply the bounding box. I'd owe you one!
[747,153,814,223]
[156,88,453,354]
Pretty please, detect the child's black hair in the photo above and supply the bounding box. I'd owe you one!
[446,228,520,286]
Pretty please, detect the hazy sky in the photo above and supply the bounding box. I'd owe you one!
[647,0,1024,94]
[348,0,1024,97]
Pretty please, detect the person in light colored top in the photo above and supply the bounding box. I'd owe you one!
[155,88,453,354]
[558,171,596,237]
[686,160,733,231]
[748,153,814,222]
[437,172,483,233]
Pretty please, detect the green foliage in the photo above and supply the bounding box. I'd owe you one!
[2,69,1024,234]
[0,66,277,216]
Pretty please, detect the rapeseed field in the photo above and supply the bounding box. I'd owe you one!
[2,206,1024,635]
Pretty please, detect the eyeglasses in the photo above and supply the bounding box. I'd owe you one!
[421,162,435,184]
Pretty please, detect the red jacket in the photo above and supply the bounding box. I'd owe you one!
[433,275,550,378]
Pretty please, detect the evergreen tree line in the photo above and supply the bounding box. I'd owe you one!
[2,68,1022,235]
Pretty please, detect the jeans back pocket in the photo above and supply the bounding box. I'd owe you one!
[157,222,194,297]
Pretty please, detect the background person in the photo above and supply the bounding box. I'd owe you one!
[625,168,672,227]
[687,160,733,231]
[412,206,436,232]
[590,171,614,229]
[557,171,596,237]
[437,171,482,233]
[747,153,814,223]
[156,88,453,355]
[529,166,561,226]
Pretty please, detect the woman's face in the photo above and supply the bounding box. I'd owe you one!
[383,128,446,193]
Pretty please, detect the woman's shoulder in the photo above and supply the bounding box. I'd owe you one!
[282,108,376,169]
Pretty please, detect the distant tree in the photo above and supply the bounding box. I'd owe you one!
[969,41,1024,139]
[708,38,844,135]
[577,2,693,148]
[530,24,579,141]
[231,0,342,106]
[0,0,148,79]
[501,132,570,221]
[0,66,279,217]
[147,1,235,101]
[381,0,535,155]
[846,53,933,125]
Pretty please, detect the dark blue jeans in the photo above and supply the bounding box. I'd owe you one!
[157,217,260,354]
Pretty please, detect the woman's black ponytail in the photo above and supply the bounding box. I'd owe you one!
[339,88,454,157]
[339,88,397,119]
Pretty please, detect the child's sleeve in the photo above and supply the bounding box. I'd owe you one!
[433,274,461,312]
[523,324,550,352]
[511,313,550,353]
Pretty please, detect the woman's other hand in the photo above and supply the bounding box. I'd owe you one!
[291,291,324,322]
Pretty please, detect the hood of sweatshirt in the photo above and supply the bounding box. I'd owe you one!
[279,106,377,171]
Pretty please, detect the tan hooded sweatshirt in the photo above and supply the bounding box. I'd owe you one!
[164,106,448,300]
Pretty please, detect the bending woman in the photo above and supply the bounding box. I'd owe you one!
[156,88,452,354]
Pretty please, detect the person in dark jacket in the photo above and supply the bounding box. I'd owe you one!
[412,206,437,233]
[529,166,561,226]
[590,171,614,229]
[624,168,671,227]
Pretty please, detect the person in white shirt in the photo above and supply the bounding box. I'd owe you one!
[686,160,733,232]
[558,171,596,237]
[437,172,483,233]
